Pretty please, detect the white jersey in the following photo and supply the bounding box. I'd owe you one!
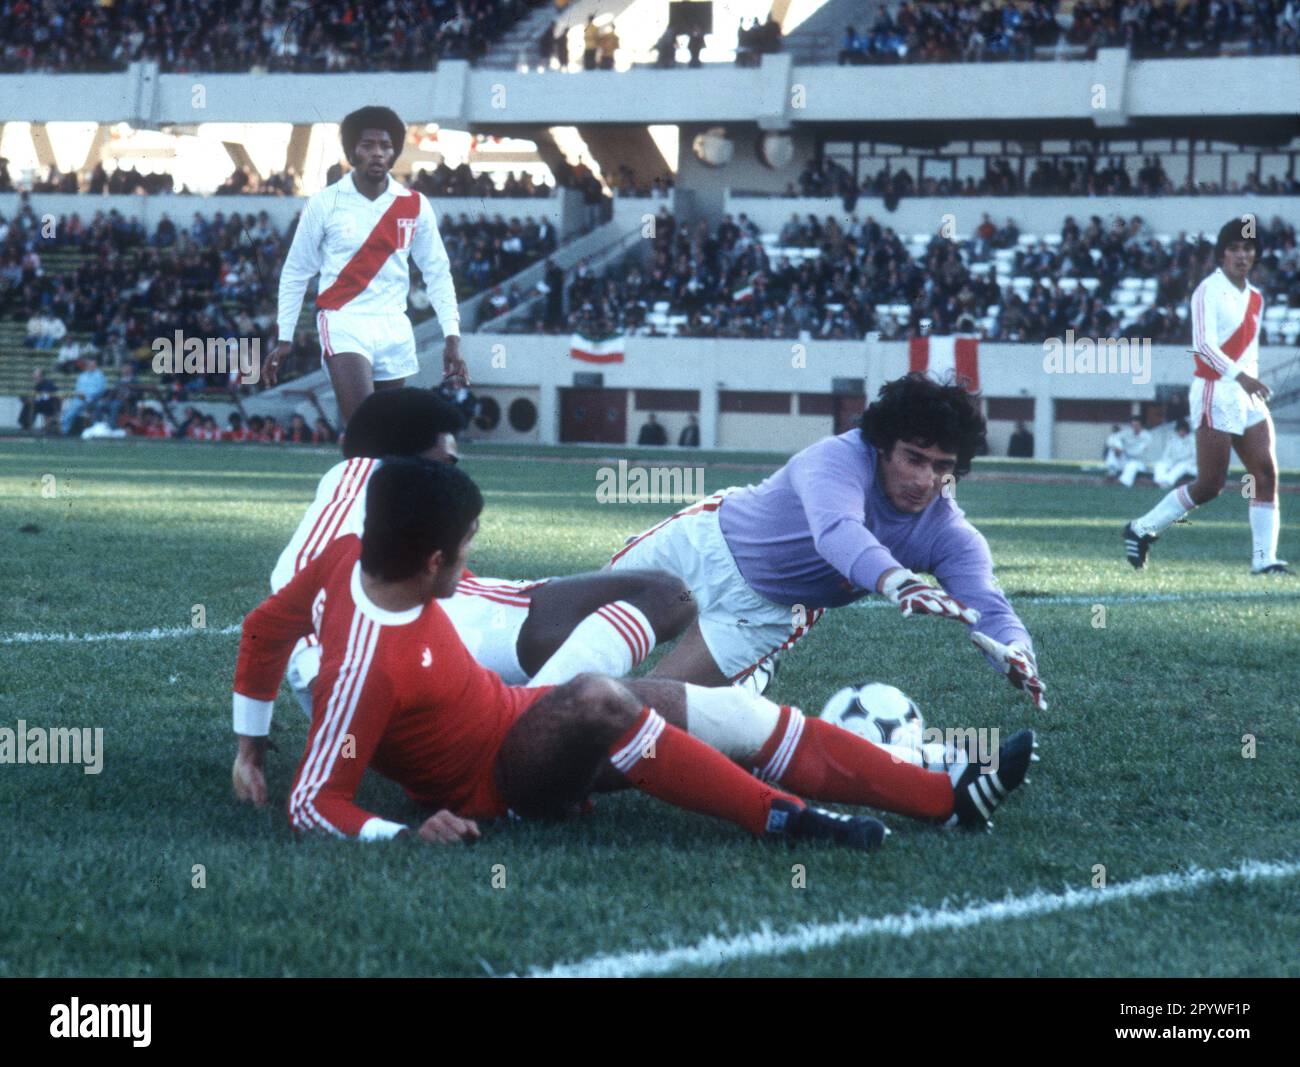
[275,173,460,344]
[1190,267,1263,382]
[271,457,375,592]
[271,458,546,684]
[1161,431,1195,467]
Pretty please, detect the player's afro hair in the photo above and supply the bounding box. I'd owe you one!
[1214,217,1259,262]
[342,388,466,460]
[339,106,406,165]
[361,456,483,582]
[859,372,987,479]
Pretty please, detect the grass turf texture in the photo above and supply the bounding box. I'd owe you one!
[2,438,1298,977]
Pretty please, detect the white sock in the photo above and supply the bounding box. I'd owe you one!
[1134,483,1197,537]
[1249,500,1280,568]
[527,600,655,686]
[683,684,781,762]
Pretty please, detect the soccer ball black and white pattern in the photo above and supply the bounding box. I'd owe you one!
[820,682,925,748]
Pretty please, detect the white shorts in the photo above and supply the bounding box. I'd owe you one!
[317,308,418,382]
[440,575,548,685]
[608,492,824,682]
[289,576,545,699]
[1190,376,1268,437]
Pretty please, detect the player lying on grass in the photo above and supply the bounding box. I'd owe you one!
[608,373,1047,710]
[1124,218,1291,575]
[232,457,1037,842]
[274,388,697,714]
[265,105,468,423]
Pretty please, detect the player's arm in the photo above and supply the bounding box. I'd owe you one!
[232,544,340,804]
[931,529,1046,709]
[287,674,479,844]
[786,441,975,623]
[411,194,467,385]
[267,196,326,383]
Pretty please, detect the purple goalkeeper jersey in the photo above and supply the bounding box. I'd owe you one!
[717,429,1032,649]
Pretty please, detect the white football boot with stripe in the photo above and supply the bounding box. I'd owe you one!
[944,728,1038,832]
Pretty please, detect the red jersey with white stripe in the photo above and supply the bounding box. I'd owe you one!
[235,535,543,837]
[275,173,460,344]
[1190,267,1264,381]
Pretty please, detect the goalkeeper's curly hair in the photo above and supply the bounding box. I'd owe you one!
[859,372,987,479]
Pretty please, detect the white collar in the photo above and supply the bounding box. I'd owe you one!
[350,562,424,626]
[345,172,409,201]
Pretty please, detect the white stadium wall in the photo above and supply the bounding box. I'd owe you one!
[5,53,1297,127]
[0,193,571,236]
[420,334,1300,468]
[724,195,1300,239]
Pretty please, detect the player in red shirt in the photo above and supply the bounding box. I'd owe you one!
[233,458,1036,843]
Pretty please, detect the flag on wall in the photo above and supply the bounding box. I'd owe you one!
[908,335,980,391]
[570,331,625,364]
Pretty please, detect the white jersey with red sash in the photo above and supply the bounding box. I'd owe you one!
[1191,267,1263,382]
[275,172,459,345]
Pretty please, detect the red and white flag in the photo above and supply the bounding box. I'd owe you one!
[908,335,979,391]
[570,332,625,364]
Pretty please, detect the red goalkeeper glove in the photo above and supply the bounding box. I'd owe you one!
[880,568,980,626]
[971,632,1048,710]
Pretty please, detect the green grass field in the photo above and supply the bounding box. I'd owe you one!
[2,437,1298,977]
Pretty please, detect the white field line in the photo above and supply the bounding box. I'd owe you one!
[3,590,1297,645]
[1,623,242,645]
[528,856,1300,979]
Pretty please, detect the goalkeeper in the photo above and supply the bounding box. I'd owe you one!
[608,372,1046,710]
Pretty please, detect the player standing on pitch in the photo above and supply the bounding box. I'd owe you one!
[264,105,468,423]
[1124,218,1291,575]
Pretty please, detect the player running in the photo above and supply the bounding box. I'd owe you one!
[1124,218,1290,575]
[608,373,1047,709]
[265,106,467,423]
[274,388,696,713]
[232,458,1037,842]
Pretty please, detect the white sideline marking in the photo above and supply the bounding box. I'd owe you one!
[529,857,1300,978]
[1,624,241,645]
[2,590,1296,645]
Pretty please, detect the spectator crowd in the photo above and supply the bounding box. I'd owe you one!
[835,0,1300,65]
[792,152,1300,205]
[513,206,1299,346]
[0,0,546,74]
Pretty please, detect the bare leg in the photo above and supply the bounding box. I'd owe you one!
[1187,421,1232,506]
[374,376,406,392]
[644,620,730,687]
[1233,415,1277,503]
[517,569,696,677]
[325,352,374,424]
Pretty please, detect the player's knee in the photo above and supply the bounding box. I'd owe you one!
[636,571,696,637]
[558,672,631,736]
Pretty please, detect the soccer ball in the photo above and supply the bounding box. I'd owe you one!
[820,682,925,749]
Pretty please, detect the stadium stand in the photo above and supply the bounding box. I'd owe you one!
[498,209,1300,345]
[0,0,550,74]
[783,0,1300,65]
[0,199,561,409]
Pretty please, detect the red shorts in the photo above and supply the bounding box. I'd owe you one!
[451,684,556,821]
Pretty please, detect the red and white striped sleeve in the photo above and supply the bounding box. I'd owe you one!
[1191,279,1240,380]
[288,617,402,840]
[271,457,376,592]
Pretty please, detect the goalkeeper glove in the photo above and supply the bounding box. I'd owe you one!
[880,568,980,626]
[970,631,1048,710]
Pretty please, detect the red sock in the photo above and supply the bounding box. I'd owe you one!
[754,707,953,821]
[610,707,802,835]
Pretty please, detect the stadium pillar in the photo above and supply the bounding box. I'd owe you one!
[539,384,559,445]
[29,123,57,171]
[1034,389,1053,461]
[285,125,312,178]
[700,383,719,449]
[80,124,111,173]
